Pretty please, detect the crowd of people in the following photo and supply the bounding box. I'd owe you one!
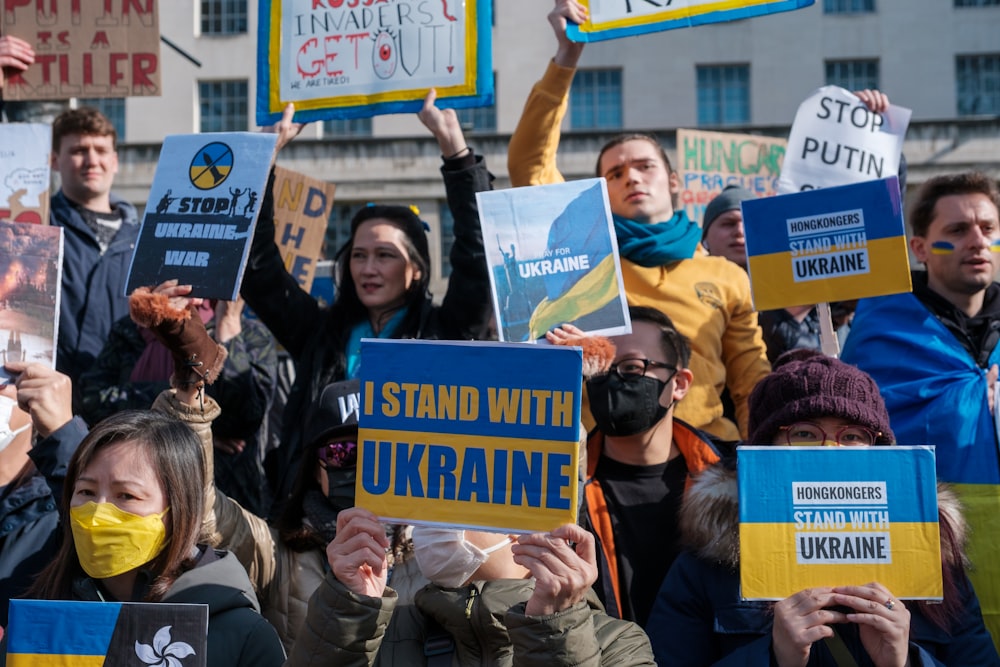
[1,0,1000,664]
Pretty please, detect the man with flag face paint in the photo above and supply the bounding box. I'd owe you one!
[842,172,1000,648]
[548,306,723,627]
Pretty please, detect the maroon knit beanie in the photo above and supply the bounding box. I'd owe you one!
[747,349,894,445]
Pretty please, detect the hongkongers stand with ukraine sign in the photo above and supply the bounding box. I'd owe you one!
[256,0,494,124]
[742,85,911,356]
[566,0,814,43]
[738,446,943,601]
[355,339,582,534]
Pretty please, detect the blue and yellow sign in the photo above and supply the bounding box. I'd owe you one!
[742,176,910,311]
[357,339,582,533]
[738,446,942,600]
[189,142,234,190]
[568,0,814,43]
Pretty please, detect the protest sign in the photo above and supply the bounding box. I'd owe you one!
[742,177,909,311]
[477,179,629,342]
[125,133,278,300]
[738,446,942,600]
[567,0,813,43]
[272,166,335,292]
[356,339,582,533]
[0,0,160,100]
[0,123,50,225]
[7,599,208,666]
[677,129,786,226]
[0,221,63,382]
[256,0,494,124]
[778,86,911,193]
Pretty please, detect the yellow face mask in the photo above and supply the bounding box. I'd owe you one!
[70,502,169,579]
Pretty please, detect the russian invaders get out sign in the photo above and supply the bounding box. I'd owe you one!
[356,339,582,533]
[742,177,910,311]
[738,446,942,600]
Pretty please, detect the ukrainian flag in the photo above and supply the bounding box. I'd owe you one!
[7,600,120,666]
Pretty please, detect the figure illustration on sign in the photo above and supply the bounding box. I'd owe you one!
[498,237,532,339]
[228,187,247,216]
[372,29,398,80]
[243,190,258,217]
[156,189,177,214]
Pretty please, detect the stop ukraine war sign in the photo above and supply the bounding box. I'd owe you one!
[738,446,942,600]
[741,176,910,311]
[356,339,582,533]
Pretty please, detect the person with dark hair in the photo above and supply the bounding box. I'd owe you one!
[241,93,493,511]
[646,351,1000,666]
[508,0,770,443]
[49,106,140,407]
[842,170,1000,647]
[22,408,286,667]
[546,305,723,626]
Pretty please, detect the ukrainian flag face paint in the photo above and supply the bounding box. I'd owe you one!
[930,241,955,255]
[991,239,1000,253]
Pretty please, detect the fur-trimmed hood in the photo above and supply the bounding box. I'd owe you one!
[681,459,969,571]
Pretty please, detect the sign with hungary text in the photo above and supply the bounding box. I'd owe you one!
[742,176,910,311]
[738,446,942,600]
[356,339,582,533]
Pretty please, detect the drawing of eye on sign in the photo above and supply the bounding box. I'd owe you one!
[257,0,495,124]
[566,0,814,43]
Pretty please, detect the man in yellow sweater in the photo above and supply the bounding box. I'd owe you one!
[508,0,770,441]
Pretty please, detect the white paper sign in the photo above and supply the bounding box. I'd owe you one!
[0,123,51,225]
[778,86,911,194]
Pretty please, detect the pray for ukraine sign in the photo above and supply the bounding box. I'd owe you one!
[738,446,942,600]
[356,339,582,534]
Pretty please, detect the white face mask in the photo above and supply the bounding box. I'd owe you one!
[0,396,29,454]
[411,526,512,588]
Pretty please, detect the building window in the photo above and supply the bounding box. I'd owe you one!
[199,80,248,132]
[322,117,373,137]
[825,59,879,91]
[956,54,1000,116]
[78,98,125,140]
[823,0,875,12]
[570,69,622,130]
[325,203,365,259]
[696,64,750,126]
[955,0,999,6]
[201,0,247,35]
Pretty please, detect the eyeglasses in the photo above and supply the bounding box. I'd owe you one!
[778,422,879,447]
[606,358,676,380]
[318,440,357,468]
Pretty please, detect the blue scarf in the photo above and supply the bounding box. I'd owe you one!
[345,308,406,379]
[613,211,701,267]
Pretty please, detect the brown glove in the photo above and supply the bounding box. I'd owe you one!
[129,287,227,390]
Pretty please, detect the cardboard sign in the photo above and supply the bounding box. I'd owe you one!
[7,599,208,666]
[567,0,814,43]
[272,166,336,292]
[477,179,630,342]
[125,133,278,300]
[778,86,911,193]
[256,0,494,124]
[677,129,786,226]
[738,446,942,600]
[0,221,63,382]
[356,339,582,533]
[742,177,910,311]
[0,0,161,100]
[0,123,50,225]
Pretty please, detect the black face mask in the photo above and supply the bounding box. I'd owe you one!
[587,374,670,437]
[325,467,357,513]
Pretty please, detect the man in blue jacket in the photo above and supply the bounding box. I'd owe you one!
[49,107,139,407]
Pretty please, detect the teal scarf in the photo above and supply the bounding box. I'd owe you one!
[613,211,701,267]
[345,308,406,379]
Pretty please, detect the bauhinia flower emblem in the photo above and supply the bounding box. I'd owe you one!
[135,625,196,667]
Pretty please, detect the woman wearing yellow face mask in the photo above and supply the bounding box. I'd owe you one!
[645,350,1000,666]
[26,411,286,667]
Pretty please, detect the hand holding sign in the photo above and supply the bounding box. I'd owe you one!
[513,523,597,617]
[418,89,467,158]
[0,35,34,88]
[325,508,390,598]
[833,583,910,667]
[550,0,587,67]
[772,587,846,667]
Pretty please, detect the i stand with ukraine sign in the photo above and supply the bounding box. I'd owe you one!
[738,446,942,600]
[356,339,582,534]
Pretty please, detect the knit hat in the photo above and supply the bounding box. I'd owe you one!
[747,350,894,445]
[304,379,361,449]
[701,185,756,239]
